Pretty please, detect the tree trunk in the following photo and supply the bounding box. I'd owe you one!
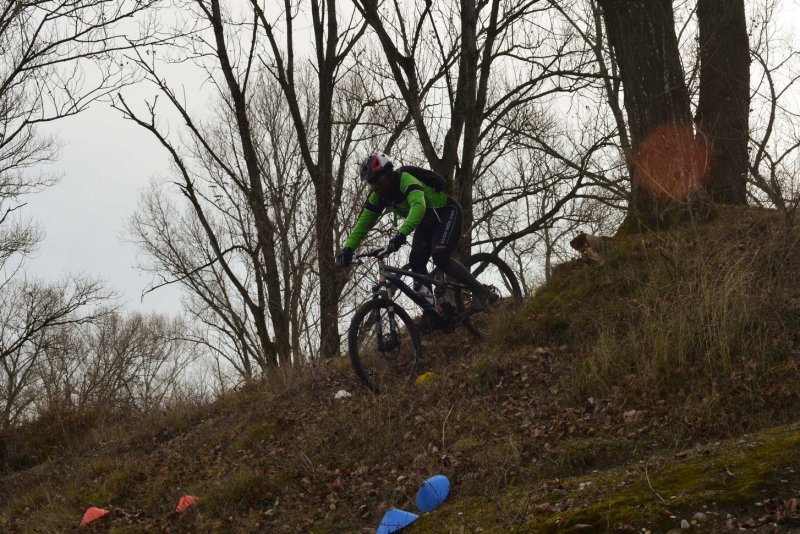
[598,0,713,230]
[314,168,346,360]
[252,0,355,360]
[210,0,289,364]
[696,0,749,205]
[453,0,480,258]
[313,0,347,360]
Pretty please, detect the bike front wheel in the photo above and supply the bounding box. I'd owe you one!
[348,298,422,393]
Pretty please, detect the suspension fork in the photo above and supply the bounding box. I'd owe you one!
[371,257,400,351]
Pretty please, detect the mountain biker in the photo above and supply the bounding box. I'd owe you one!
[336,151,492,329]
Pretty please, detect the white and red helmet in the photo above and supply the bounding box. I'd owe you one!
[360,151,394,183]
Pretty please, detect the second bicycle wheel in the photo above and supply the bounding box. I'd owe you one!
[464,252,523,305]
[456,252,523,336]
[348,298,422,393]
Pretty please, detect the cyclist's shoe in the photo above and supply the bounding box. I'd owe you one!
[468,285,496,312]
[415,310,447,334]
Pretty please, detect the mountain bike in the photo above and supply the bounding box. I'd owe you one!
[347,247,522,393]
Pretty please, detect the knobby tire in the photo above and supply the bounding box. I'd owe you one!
[348,298,422,393]
[455,252,523,337]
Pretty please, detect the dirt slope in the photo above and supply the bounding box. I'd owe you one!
[2,206,799,533]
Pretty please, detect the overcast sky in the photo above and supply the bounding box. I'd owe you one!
[22,100,186,315]
[18,1,800,318]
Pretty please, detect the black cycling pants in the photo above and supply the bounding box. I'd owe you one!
[408,197,483,293]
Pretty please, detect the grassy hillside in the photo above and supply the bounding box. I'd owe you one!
[2,205,800,532]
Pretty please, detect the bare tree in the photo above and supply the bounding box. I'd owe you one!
[35,312,198,417]
[549,0,632,177]
[126,72,324,377]
[472,90,625,289]
[0,277,111,429]
[747,0,800,212]
[351,0,601,254]
[128,173,283,378]
[249,0,377,358]
[118,0,295,368]
[120,2,372,370]
[251,74,320,359]
[0,0,162,272]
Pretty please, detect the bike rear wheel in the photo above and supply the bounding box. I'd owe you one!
[455,252,523,336]
[465,252,523,304]
[348,298,422,393]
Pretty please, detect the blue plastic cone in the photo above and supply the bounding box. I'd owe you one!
[415,474,451,513]
[376,508,419,534]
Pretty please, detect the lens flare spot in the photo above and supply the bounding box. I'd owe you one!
[634,123,713,199]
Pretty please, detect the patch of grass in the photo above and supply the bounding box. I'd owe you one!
[201,470,285,514]
[140,470,182,510]
[9,500,74,533]
[537,437,637,476]
[1,485,53,527]
[99,463,147,502]
[580,235,768,392]
[232,422,283,450]
[494,207,800,430]
[1,408,105,472]
[532,423,800,532]
[468,353,506,388]
[67,457,147,505]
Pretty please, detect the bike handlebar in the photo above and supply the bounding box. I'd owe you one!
[353,246,393,263]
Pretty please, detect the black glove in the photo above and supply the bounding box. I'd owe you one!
[336,247,354,267]
[386,233,407,253]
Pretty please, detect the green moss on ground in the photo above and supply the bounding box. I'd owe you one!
[412,422,800,532]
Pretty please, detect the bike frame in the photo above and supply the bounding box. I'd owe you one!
[355,250,468,351]
[365,257,453,349]
[371,257,464,311]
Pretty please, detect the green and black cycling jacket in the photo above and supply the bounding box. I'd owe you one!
[344,171,448,250]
